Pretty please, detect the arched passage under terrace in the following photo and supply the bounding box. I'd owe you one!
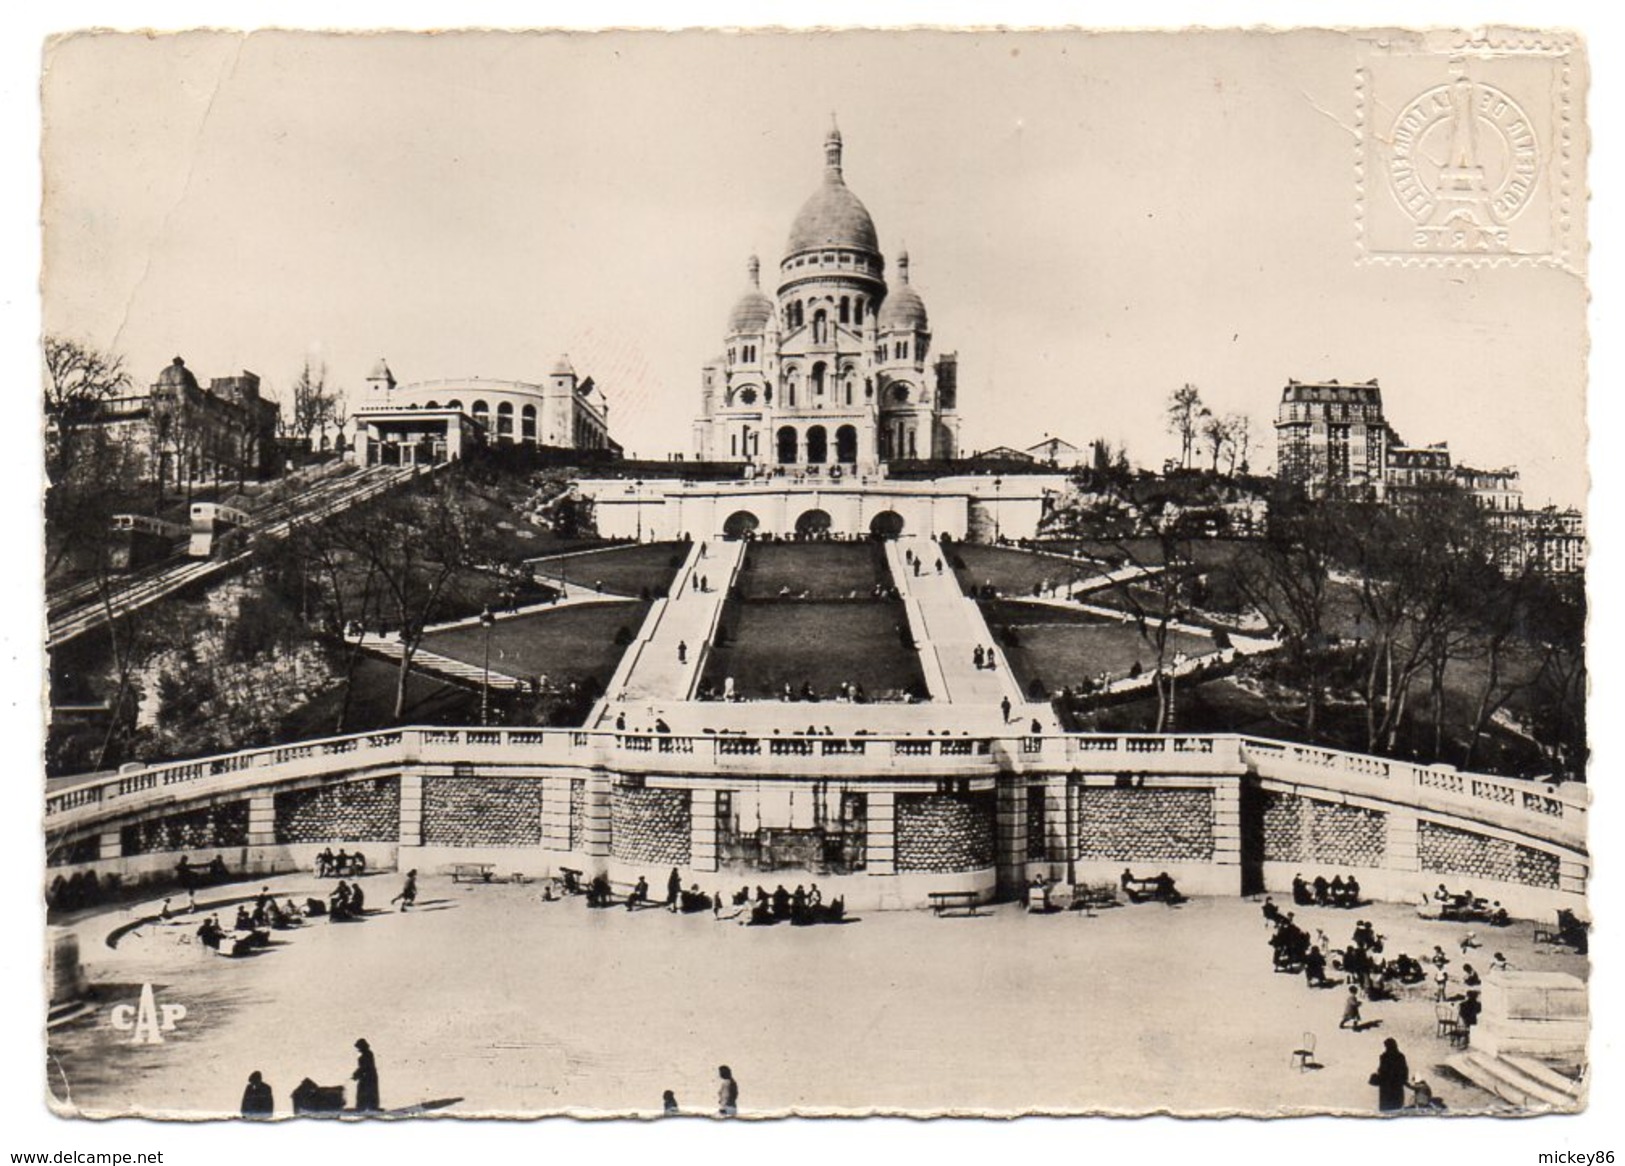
[777,426,798,465]
[869,510,905,539]
[795,509,833,538]
[805,425,828,464]
[722,510,761,541]
[836,425,858,464]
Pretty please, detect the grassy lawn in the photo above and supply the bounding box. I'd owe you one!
[525,542,685,597]
[277,656,480,740]
[951,544,1112,598]
[988,601,1216,694]
[737,542,889,600]
[421,600,650,688]
[701,601,925,701]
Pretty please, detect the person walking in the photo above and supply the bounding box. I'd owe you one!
[1339,985,1363,1031]
[240,1071,274,1119]
[1000,695,1012,724]
[678,640,688,664]
[352,1038,380,1113]
[391,869,418,912]
[717,1065,739,1116]
[1371,1038,1409,1112]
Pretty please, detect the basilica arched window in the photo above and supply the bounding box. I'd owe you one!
[839,297,850,325]
[521,404,537,443]
[472,400,490,428]
[811,362,826,400]
[855,296,865,321]
[497,401,514,441]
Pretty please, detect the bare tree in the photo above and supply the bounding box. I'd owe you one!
[1165,384,1206,470]
[287,359,344,449]
[1224,412,1252,475]
[1200,412,1230,474]
[44,335,132,485]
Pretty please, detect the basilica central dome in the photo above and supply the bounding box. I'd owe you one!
[784,122,880,257]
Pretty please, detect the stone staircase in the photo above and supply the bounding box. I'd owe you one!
[360,638,528,691]
[1445,1049,1585,1111]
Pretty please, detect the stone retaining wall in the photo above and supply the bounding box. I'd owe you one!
[120,801,250,856]
[896,792,996,873]
[1075,788,1213,862]
[422,777,543,847]
[610,786,692,866]
[1261,792,1386,866]
[1419,820,1560,890]
[275,777,400,843]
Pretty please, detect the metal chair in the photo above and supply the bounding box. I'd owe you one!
[1291,1031,1317,1071]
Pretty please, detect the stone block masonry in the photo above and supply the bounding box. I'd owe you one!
[275,777,400,844]
[1075,788,1213,862]
[120,800,250,856]
[896,792,996,873]
[610,785,692,866]
[422,777,543,847]
[1419,820,1560,889]
[1261,791,1387,867]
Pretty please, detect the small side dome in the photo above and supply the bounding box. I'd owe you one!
[551,354,577,378]
[368,357,394,382]
[727,255,775,334]
[878,251,928,332]
[156,355,199,392]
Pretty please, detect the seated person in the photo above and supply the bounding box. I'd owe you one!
[587,873,611,907]
[317,847,335,877]
[825,895,845,922]
[1434,883,1453,903]
[196,916,223,950]
[1329,875,1347,905]
[1261,897,1282,926]
[772,885,791,919]
[335,850,351,876]
[1154,872,1184,905]
[207,854,228,881]
[1120,867,1135,891]
[1312,875,1330,906]
[1345,875,1362,904]
[159,898,174,921]
[1291,874,1312,906]
[351,852,367,876]
[627,876,649,909]
[1462,964,1482,988]
[1489,902,1510,927]
[1391,953,1426,984]
[234,906,254,932]
[349,884,365,914]
[304,897,328,917]
[561,869,581,895]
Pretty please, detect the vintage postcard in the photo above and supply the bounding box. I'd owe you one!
[39,27,1589,1120]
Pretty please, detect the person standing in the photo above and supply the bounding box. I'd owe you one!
[663,1089,680,1116]
[1371,1038,1409,1112]
[352,1038,380,1113]
[1000,695,1012,724]
[717,1065,739,1116]
[240,1070,274,1119]
[667,867,682,912]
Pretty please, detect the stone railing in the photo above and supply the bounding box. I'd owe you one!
[46,726,1586,858]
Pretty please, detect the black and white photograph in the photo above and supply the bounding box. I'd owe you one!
[12,9,1615,1149]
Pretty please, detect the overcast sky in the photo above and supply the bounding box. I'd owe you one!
[41,28,1587,506]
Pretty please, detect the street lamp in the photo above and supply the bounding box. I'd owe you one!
[993,477,1003,544]
[480,606,496,726]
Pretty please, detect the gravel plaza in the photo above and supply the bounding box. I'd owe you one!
[50,873,1586,1118]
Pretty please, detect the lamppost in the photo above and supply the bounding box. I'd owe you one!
[993,477,1003,544]
[1065,769,1080,888]
[635,478,644,543]
[480,606,496,726]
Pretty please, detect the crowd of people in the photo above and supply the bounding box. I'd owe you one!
[1290,872,1364,909]
[1423,883,1512,927]
[315,848,368,878]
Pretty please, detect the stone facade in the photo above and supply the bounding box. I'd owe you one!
[422,777,543,847]
[120,800,250,856]
[1262,792,1387,866]
[1419,820,1560,889]
[48,835,102,868]
[569,778,586,851]
[275,778,400,844]
[610,786,692,866]
[895,792,996,873]
[1075,788,1214,862]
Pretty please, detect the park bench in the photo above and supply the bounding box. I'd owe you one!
[1072,882,1120,912]
[608,879,658,909]
[1121,877,1163,904]
[557,866,585,895]
[928,890,982,917]
[451,862,496,884]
